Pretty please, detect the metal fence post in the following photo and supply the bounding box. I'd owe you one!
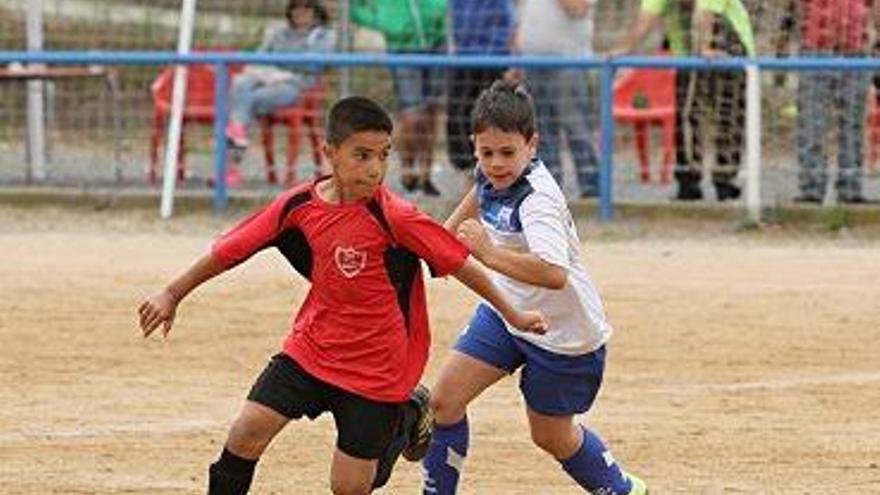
[213,62,229,213]
[599,61,616,222]
[745,62,762,223]
[25,0,46,183]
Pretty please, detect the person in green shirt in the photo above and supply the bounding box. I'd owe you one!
[351,0,448,196]
[612,0,755,202]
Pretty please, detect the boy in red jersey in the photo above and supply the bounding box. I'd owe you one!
[137,96,546,495]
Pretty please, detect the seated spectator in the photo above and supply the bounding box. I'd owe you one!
[350,0,447,196]
[225,0,335,184]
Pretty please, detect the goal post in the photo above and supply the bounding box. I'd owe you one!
[159,0,198,219]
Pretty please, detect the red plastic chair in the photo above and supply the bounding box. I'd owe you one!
[149,64,324,185]
[257,79,327,185]
[613,67,677,184]
[149,64,226,183]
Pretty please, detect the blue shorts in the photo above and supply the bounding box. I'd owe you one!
[454,304,606,416]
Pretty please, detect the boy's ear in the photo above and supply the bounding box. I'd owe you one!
[469,134,480,161]
[527,133,539,156]
[322,141,335,161]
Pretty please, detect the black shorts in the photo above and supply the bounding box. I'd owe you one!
[247,353,404,459]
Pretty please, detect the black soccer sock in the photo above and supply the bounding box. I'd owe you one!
[208,447,258,495]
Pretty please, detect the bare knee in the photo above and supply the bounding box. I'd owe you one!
[329,451,375,495]
[225,404,286,459]
[429,392,466,426]
[530,425,580,460]
[225,417,272,458]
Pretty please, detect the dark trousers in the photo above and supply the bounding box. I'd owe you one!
[674,21,747,186]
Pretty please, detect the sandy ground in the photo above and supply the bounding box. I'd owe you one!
[1,205,879,494]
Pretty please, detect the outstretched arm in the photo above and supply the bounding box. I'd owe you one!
[137,253,225,338]
[609,10,662,55]
[452,257,548,334]
[443,185,478,232]
[139,189,297,338]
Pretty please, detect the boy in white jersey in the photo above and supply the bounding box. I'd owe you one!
[421,80,647,494]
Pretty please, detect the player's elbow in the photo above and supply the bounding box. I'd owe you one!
[540,269,567,290]
[544,275,567,290]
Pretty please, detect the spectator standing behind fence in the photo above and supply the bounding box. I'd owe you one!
[777,0,878,204]
[224,0,335,186]
[519,0,601,198]
[611,0,755,202]
[350,0,447,196]
[447,0,518,176]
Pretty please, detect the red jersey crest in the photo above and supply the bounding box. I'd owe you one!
[334,246,367,278]
[211,184,469,402]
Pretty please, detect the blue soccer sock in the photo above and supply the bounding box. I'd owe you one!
[559,426,632,494]
[422,416,469,495]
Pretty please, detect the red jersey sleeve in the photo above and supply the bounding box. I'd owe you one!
[211,188,304,269]
[383,192,469,277]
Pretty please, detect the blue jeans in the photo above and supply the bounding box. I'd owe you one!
[528,69,600,196]
[796,67,868,200]
[389,47,446,113]
[230,73,303,125]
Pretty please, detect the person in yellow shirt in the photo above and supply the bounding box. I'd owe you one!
[612,0,755,202]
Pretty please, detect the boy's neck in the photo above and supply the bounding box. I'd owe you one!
[316,178,370,205]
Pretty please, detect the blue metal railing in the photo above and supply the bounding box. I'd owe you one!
[2,51,879,217]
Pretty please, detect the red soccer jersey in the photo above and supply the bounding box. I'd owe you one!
[212,178,469,402]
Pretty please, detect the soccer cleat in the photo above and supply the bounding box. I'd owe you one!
[625,472,649,495]
[371,384,433,490]
[402,384,432,462]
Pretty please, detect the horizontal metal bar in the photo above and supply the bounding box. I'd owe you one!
[2,51,880,71]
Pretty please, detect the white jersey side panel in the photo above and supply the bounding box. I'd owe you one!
[477,161,612,355]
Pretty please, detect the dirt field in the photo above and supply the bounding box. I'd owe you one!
[1,205,879,494]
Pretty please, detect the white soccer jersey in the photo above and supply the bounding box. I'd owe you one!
[475,159,612,355]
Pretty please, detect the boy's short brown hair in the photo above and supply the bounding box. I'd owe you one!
[471,79,536,140]
[325,96,394,146]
